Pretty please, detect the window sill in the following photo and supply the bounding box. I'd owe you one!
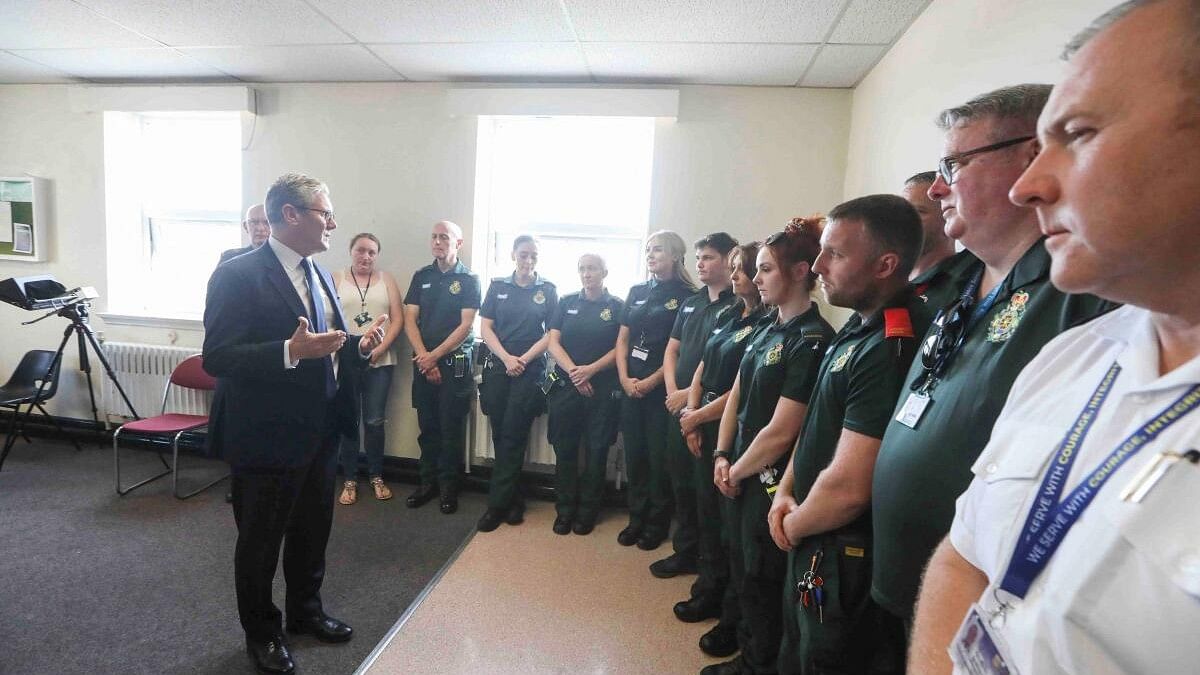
[97,312,204,331]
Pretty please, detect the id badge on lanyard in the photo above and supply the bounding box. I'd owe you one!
[951,604,1016,675]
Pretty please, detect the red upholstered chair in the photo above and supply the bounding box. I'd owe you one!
[113,354,226,499]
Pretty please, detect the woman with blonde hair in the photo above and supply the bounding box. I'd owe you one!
[615,229,696,550]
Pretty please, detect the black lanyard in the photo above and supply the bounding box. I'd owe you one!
[350,269,372,307]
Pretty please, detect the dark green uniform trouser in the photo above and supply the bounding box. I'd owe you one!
[412,360,474,489]
[778,531,903,675]
[479,362,545,510]
[666,413,699,559]
[547,378,620,521]
[727,476,787,674]
[621,384,671,534]
[692,419,739,627]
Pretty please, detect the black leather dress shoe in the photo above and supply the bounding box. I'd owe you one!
[406,484,437,508]
[636,530,666,551]
[699,623,739,658]
[246,635,295,674]
[650,552,698,578]
[286,614,353,643]
[572,516,595,535]
[439,489,458,514]
[477,508,505,532]
[505,501,525,525]
[552,515,572,535]
[617,523,642,546]
[674,595,721,622]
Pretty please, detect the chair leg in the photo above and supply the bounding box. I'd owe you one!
[114,428,170,496]
[0,405,23,472]
[35,403,81,451]
[172,430,229,500]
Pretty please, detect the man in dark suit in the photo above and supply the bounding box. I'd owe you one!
[218,203,272,265]
[203,173,385,674]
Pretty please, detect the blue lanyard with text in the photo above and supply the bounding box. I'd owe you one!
[961,266,1004,334]
[1000,362,1200,598]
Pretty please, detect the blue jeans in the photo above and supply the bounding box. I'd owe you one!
[339,365,394,478]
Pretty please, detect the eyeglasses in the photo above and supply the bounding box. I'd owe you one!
[244,218,269,228]
[917,297,971,385]
[294,206,336,222]
[937,136,1034,185]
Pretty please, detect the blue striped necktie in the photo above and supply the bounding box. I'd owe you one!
[301,258,338,399]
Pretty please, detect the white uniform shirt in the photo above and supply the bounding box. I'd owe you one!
[950,305,1200,675]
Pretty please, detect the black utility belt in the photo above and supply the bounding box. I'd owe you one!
[440,350,471,378]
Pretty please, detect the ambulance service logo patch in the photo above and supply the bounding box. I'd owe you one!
[987,290,1028,343]
[665,298,679,310]
[533,290,546,304]
[764,342,784,366]
[600,307,613,322]
[733,325,754,343]
[449,280,462,295]
[829,344,855,372]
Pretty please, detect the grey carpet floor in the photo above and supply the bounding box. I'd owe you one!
[0,439,482,675]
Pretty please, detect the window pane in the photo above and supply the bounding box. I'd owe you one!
[147,218,241,317]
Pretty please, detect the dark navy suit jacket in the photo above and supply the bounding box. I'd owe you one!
[202,243,362,468]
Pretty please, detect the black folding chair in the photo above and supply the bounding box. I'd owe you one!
[0,350,78,471]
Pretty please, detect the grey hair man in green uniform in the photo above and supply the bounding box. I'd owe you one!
[403,221,480,515]
[772,195,931,675]
[870,84,1117,666]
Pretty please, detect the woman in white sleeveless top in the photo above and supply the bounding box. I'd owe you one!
[334,233,405,504]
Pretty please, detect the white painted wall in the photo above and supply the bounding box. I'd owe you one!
[0,82,852,462]
[842,0,1116,198]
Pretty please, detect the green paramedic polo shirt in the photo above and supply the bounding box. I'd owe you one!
[870,238,1118,619]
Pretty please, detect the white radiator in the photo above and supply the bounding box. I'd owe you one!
[100,342,210,422]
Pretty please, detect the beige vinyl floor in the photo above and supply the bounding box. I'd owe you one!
[362,500,727,674]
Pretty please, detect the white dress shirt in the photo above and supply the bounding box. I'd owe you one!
[950,305,1200,674]
[269,237,339,376]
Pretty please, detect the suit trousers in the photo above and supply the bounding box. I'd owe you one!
[231,422,339,642]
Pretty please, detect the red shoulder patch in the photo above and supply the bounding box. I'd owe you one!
[884,307,914,339]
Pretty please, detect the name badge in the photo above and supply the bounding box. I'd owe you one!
[635,300,646,306]
[631,347,649,361]
[566,308,579,315]
[682,306,696,313]
[421,283,431,289]
[951,605,1016,675]
[895,392,932,429]
[497,293,508,299]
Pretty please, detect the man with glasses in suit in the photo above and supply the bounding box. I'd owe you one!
[867,84,1115,669]
[219,203,272,265]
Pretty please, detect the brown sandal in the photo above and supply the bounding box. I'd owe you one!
[339,480,357,505]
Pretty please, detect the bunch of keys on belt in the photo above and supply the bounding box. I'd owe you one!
[795,548,825,623]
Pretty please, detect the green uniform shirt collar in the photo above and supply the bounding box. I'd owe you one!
[839,286,914,339]
[1005,238,1051,292]
[503,272,545,287]
[427,259,469,275]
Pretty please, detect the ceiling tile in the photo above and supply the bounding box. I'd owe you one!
[565,0,845,43]
[0,50,81,83]
[182,45,401,82]
[585,43,817,86]
[11,48,235,82]
[0,0,158,49]
[800,44,887,87]
[77,0,351,46]
[370,43,589,81]
[309,0,573,43]
[828,0,930,44]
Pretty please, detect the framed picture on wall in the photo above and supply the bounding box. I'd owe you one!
[0,176,49,262]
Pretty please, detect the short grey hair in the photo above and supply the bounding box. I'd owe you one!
[935,84,1053,137]
[1064,0,1200,96]
[265,173,328,228]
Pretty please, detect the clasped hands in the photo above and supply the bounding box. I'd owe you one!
[290,314,388,360]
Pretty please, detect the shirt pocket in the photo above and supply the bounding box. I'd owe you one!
[1051,458,1200,674]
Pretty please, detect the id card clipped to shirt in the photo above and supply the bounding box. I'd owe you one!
[950,604,1016,675]
[895,392,931,429]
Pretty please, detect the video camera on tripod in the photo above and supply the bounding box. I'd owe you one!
[0,274,139,434]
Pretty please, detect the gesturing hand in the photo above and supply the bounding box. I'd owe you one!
[358,314,389,355]
[290,317,346,360]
